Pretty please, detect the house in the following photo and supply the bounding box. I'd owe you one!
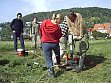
[25,22,31,27]
[93,23,111,36]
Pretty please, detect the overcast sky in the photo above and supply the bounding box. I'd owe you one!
[0,0,111,23]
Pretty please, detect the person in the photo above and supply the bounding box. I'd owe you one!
[67,12,84,58]
[10,13,25,52]
[59,11,84,58]
[39,13,63,78]
[30,17,40,52]
[60,11,89,71]
[59,16,69,59]
[67,12,89,71]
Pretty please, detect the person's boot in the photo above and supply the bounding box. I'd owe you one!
[49,67,55,78]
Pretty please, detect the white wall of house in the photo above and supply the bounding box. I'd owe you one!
[97,29,107,33]
[25,22,31,27]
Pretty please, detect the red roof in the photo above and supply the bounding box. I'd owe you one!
[93,23,111,33]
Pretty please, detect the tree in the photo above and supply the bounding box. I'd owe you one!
[92,30,102,39]
[92,30,109,39]
[0,23,12,40]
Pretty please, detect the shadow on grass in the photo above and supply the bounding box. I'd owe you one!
[0,59,10,66]
[55,69,65,77]
[84,54,106,70]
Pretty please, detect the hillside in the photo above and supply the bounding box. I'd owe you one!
[1,7,111,40]
[23,7,111,24]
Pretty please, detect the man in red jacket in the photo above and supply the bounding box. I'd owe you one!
[39,14,63,78]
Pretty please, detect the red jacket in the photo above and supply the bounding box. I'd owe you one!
[39,19,62,43]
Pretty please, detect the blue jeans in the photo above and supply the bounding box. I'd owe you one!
[42,43,60,76]
[13,33,25,51]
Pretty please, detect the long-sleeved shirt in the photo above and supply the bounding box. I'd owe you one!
[59,16,68,37]
[10,18,24,34]
[39,19,62,43]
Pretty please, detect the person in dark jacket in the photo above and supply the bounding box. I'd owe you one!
[39,13,63,78]
[10,13,25,52]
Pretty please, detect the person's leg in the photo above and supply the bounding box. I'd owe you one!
[59,37,67,59]
[31,34,35,49]
[37,35,41,49]
[32,34,37,51]
[13,33,17,51]
[68,35,74,59]
[42,43,55,77]
[19,34,25,50]
[53,43,60,65]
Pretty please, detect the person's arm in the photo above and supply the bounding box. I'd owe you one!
[29,23,32,37]
[59,16,68,37]
[54,25,62,40]
[37,23,40,35]
[39,20,46,39]
[57,26,62,39]
[21,20,24,34]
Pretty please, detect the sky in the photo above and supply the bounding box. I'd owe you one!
[0,0,111,23]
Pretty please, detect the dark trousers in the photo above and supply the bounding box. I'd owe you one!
[13,33,25,51]
[42,43,60,76]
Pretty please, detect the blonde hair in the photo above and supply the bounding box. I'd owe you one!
[52,13,62,20]
[66,12,84,36]
[51,13,63,24]
[75,13,84,28]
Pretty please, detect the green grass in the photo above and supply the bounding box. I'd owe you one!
[0,39,111,83]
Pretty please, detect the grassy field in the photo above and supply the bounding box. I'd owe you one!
[0,39,111,83]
